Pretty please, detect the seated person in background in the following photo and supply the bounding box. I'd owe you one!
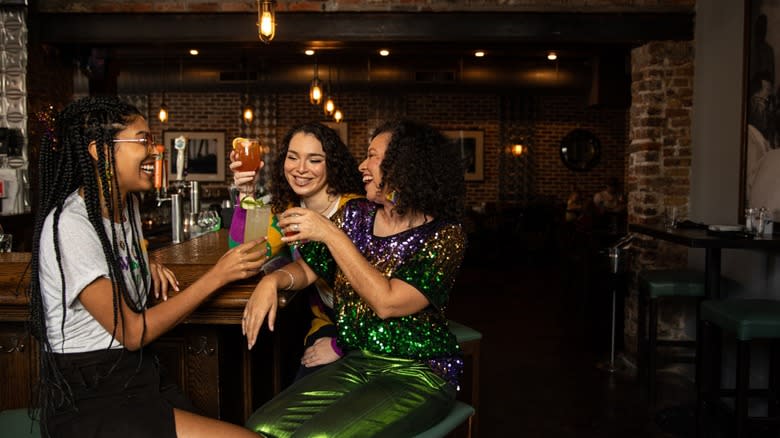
[593,177,626,214]
[30,96,262,438]
[242,119,467,437]
[230,122,364,378]
[565,185,585,222]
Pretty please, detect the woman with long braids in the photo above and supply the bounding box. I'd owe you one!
[243,119,466,437]
[29,96,263,437]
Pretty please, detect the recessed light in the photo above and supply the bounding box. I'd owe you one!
[547,51,558,61]
[474,51,485,58]
[189,49,199,56]
[379,49,390,57]
[305,49,315,56]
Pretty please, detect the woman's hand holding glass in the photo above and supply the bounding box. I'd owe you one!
[277,206,335,245]
[211,239,267,286]
[229,149,260,196]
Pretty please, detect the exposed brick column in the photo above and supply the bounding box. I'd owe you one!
[624,41,694,357]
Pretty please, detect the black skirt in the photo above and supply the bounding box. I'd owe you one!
[45,348,196,438]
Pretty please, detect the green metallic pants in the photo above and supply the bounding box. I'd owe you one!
[246,350,456,438]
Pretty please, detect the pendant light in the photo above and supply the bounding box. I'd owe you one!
[159,49,169,123]
[309,59,322,105]
[323,65,335,115]
[257,0,276,43]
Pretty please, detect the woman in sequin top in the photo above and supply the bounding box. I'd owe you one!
[242,119,467,437]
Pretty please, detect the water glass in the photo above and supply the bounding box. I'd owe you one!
[0,233,12,252]
[664,207,678,230]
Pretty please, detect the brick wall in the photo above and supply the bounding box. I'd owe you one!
[140,89,627,207]
[624,40,695,354]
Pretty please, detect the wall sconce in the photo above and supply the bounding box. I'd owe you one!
[510,143,525,157]
[257,0,276,43]
[333,108,343,123]
[309,61,323,105]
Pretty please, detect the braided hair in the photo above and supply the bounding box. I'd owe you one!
[268,122,364,215]
[29,96,151,432]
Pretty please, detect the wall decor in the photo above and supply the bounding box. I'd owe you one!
[559,128,601,172]
[444,130,484,181]
[162,130,226,182]
[743,0,780,218]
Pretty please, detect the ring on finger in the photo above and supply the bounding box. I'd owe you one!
[292,223,300,232]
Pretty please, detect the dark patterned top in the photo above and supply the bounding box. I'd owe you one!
[300,198,466,388]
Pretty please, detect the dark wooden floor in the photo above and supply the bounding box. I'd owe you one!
[446,249,696,438]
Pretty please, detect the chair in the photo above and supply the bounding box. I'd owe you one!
[412,401,475,438]
[448,320,481,437]
[696,299,780,438]
[637,269,740,403]
[0,409,40,437]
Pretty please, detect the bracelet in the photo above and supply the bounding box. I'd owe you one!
[277,268,295,291]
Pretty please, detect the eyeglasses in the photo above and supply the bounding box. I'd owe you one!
[113,132,155,150]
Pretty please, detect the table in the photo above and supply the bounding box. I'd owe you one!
[629,223,780,298]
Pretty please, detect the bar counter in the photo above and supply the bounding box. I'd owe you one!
[0,230,297,423]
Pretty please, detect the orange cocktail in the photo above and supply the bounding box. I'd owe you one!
[233,137,262,171]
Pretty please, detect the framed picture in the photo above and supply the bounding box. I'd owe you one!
[443,130,484,181]
[162,130,226,182]
[742,0,780,218]
[323,121,348,146]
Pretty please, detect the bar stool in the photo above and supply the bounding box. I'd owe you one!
[412,401,475,438]
[637,269,740,403]
[0,409,39,437]
[697,299,780,438]
[448,320,482,437]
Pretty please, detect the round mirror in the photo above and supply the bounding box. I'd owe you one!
[560,129,601,172]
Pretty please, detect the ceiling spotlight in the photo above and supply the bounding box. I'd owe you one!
[257,0,276,43]
[547,51,558,61]
[379,49,390,57]
[189,49,199,56]
[305,49,315,56]
[474,51,485,58]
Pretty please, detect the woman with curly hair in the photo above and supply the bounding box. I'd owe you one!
[242,119,467,437]
[229,122,364,377]
[29,96,263,437]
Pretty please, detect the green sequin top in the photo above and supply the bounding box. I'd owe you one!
[300,198,466,386]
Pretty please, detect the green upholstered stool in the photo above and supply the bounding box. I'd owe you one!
[412,401,475,438]
[0,409,40,437]
[637,269,706,403]
[637,270,741,404]
[697,299,780,438]
[448,320,481,437]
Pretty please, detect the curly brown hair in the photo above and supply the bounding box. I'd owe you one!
[371,119,465,222]
[268,122,363,214]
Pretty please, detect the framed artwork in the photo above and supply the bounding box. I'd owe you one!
[323,121,349,146]
[162,130,226,182]
[742,0,780,218]
[443,130,484,181]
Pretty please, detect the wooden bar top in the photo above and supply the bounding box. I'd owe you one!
[0,230,290,325]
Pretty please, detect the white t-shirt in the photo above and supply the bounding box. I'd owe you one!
[39,191,149,353]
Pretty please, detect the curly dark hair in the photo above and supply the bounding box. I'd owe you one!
[29,96,150,433]
[370,120,465,222]
[268,122,363,214]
